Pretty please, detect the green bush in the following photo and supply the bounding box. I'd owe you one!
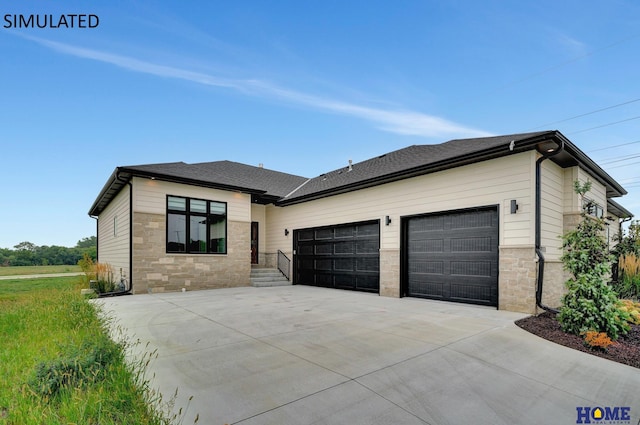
[558,181,630,340]
[558,273,630,340]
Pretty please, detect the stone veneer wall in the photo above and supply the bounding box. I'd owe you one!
[499,247,537,313]
[540,260,567,310]
[132,212,251,294]
[380,249,400,297]
[499,247,568,314]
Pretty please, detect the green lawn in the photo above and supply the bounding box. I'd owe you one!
[0,265,81,277]
[0,276,185,424]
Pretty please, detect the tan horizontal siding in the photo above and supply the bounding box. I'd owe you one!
[132,177,251,222]
[578,168,607,208]
[540,160,564,260]
[266,151,536,253]
[97,185,130,281]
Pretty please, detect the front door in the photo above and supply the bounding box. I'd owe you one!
[251,222,259,264]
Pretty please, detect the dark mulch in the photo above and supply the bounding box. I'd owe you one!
[515,312,640,369]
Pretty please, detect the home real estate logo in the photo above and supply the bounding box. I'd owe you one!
[576,406,632,424]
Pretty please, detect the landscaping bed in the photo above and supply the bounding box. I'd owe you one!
[516,312,640,369]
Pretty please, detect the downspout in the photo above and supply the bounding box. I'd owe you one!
[535,140,564,313]
[115,170,134,295]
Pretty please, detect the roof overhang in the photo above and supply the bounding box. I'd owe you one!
[88,167,267,216]
[607,198,634,219]
[276,131,627,206]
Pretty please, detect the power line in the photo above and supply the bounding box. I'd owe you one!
[527,98,640,131]
[607,160,640,170]
[599,153,640,165]
[568,115,640,135]
[618,177,640,183]
[587,140,640,153]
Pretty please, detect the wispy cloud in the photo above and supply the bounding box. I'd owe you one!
[555,32,588,57]
[29,36,492,139]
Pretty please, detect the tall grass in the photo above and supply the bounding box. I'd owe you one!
[618,253,640,299]
[0,276,196,424]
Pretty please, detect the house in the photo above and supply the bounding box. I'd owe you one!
[88,130,632,313]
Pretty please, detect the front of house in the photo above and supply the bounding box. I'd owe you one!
[88,131,632,314]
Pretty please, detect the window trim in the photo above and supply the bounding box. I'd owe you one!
[166,195,228,254]
[583,198,604,219]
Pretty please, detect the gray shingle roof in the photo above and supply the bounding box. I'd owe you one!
[280,131,550,203]
[89,130,628,215]
[123,160,308,198]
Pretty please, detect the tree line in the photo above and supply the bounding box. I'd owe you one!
[0,236,97,267]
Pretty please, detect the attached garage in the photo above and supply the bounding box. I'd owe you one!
[293,220,380,293]
[402,206,499,307]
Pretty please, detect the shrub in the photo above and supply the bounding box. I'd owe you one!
[79,254,116,294]
[559,274,630,340]
[93,262,116,293]
[619,299,640,325]
[582,331,614,351]
[558,180,630,340]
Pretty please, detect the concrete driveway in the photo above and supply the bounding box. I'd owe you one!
[100,286,640,425]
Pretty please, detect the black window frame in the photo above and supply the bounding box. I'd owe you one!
[583,198,604,219]
[166,195,228,254]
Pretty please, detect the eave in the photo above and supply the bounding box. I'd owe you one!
[276,131,626,206]
[88,167,267,216]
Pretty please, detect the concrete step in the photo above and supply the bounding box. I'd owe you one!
[250,268,291,287]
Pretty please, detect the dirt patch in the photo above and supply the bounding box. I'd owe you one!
[515,312,640,369]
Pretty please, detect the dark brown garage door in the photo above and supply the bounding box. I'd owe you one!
[294,221,380,293]
[404,207,498,306]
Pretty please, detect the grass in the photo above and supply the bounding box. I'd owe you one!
[0,265,81,277]
[0,276,191,424]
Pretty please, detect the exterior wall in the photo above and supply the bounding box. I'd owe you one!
[128,177,251,293]
[607,213,622,250]
[563,168,578,214]
[540,260,566,310]
[540,160,564,261]
[132,213,250,293]
[267,151,536,253]
[499,247,536,313]
[380,249,400,297]
[97,184,130,282]
[266,152,539,310]
[578,168,607,210]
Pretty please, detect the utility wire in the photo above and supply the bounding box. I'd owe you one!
[607,160,640,170]
[527,98,640,131]
[598,153,640,165]
[568,115,640,135]
[587,140,640,153]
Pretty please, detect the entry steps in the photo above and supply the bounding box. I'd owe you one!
[250,266,291,287]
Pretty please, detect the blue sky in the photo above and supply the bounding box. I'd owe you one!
[1,0,639,249]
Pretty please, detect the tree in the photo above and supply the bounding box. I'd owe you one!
[0,238,97,267]
[75,236,97,249]
[558,181,630,340]
[14,241,36,252]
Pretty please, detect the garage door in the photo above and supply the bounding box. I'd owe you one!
[294,221,379,293]
[404,207,498,306]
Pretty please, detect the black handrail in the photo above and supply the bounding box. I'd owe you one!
[277,250,290,281]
